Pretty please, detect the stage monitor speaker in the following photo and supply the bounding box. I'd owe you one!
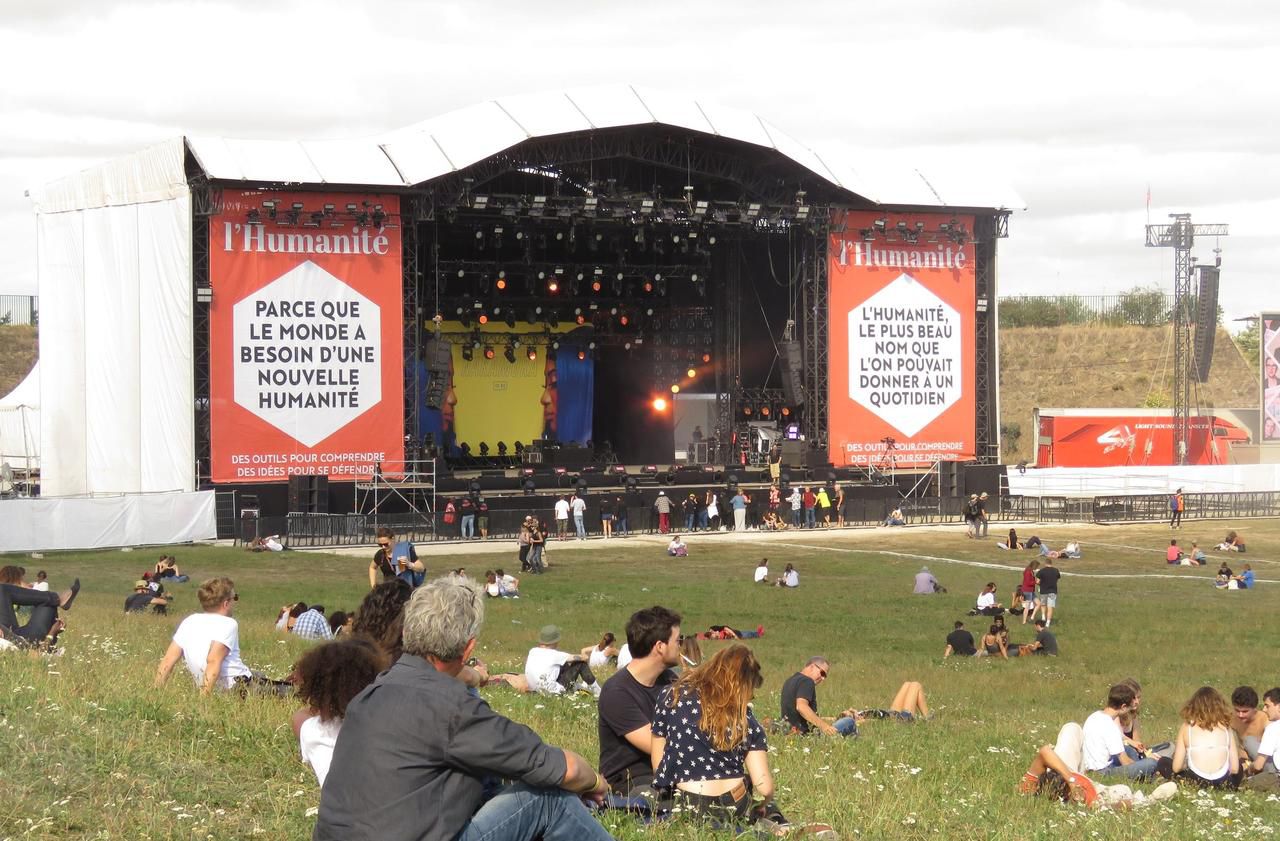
[780,440,805,464]
[1193,265,1219,383]
[778,341,805,405]
[423,337,453,409]
[288,475,329,514]
[938,461,964,498]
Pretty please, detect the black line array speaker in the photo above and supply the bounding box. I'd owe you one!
[1193,265,1219,383]
[288,475,329,514]
[939,461,965,498]
[778,341,805,405]
[423,337,453,409]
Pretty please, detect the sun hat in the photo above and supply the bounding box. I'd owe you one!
[538,624,562,645]
[134,580,149,589]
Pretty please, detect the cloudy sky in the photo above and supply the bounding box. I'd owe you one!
[0,0,1274,326]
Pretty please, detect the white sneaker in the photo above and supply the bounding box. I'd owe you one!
[1149,781,1178,802]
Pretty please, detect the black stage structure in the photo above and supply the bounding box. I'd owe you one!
[187,123,1009,525]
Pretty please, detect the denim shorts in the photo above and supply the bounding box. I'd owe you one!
[1042,593,1058,608]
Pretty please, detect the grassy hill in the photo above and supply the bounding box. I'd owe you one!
[998,325,1258,464]
[0,324,37,396]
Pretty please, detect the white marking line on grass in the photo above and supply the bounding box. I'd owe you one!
[1084,540,1280,567]
[769,542,1276,584]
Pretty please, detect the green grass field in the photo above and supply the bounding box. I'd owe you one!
[2,521,1278,840]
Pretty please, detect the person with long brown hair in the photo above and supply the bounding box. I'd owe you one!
[650,644,772,825]
[1171,686,1241,788]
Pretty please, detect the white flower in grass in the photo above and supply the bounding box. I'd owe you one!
[305,807,319,817]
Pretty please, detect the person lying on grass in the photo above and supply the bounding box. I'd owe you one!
[1019,723,1178,810]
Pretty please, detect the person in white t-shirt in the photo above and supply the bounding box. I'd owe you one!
[1081,682,1165,780]
[291,636,388,786]
[31,571,49,591]
[154,576,291,696]
[524,624,600,697]
[1243,688,1280,791]
[570,495,588,540]
[753,558,769,583]
[579,632,619,670]
[554,496,571,540]
[615,643,632,670]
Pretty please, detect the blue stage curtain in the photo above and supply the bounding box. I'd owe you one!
[554,348,594,445]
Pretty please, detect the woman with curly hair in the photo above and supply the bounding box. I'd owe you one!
[352,579,413,661]
[1171,686,1241,788]
[291,636,389,785]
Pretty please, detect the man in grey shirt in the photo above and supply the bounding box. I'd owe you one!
[314,576,613,841]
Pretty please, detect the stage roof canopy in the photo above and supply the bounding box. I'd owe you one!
[33,85,1022,214]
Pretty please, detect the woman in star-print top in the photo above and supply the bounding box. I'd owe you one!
[650,644,773,823]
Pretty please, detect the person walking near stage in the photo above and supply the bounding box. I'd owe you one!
[615,495,630,537]
[704,490,720,531]
[802,487,817,529]
[788,485,802,528]
[655,491,673,534]
[600,496,615,540]
[554,495,570,540]
[731,488,748,532]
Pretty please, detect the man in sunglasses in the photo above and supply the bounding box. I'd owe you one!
[369,527,425,589]
[154,576,291,696]
[780,657,858,737]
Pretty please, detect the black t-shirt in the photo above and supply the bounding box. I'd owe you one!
[597,666,676,789]
[124,592,155,613]
[374,541,419,580]
[1034,629,1058,655]
[1036,566,1061,594]
[780,672,819,733]
[946,629,976,656]
[599,498,614,518]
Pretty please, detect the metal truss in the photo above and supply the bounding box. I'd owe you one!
[801,221,829,449]
[973,214,1000,464]
[191,214,211,487]
[402,212,423,448]
[715,249,742,461]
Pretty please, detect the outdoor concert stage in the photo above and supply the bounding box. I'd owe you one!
[31,86,1018,520]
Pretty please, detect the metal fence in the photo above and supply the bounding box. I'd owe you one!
[0,295,37,326]
[998,292,1177,328]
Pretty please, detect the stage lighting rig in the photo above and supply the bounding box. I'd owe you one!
[478,442,490,456]
[483,345,495,360]
[504,342,517,364]
[461,344,474,361]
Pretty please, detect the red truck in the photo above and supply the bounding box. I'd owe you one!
[1032,408,1253,467]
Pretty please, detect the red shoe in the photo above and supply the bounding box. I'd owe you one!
[757,625,765,638]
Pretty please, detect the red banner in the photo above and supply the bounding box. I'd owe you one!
[209,191,403,483]
[827,211,976,467]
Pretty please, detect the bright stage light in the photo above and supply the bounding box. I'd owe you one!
[670,385,680,394]
[496,278,507,290]
[652,397,668,411]
[526,346,537,361]
[702,353,712,363]
[547,280,559,293]
[478,314,489,325]
[686,368,696,378]
[483,346,495,360]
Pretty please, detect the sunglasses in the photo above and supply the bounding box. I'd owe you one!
[817,668,828,679]
[377,541,391,547]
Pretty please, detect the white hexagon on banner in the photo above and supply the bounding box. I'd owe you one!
[233,261,382,447]
[846,273,962,437]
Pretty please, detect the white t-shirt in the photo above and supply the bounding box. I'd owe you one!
[31,581,49,591]
[524,646,573,694]
[976,591,996,609]
[1258,719,1280,762]
[554,499,570,520]
[299,714,343,786]
[571,497,587,517]
[587,646,610,669]
[615,643,632,670]
[172,612,253,690]
[499,574,518,594]
[1081,710,1125,771]
[484,581,501,597]
[783,570,799,588]
[754,565,769,583]
[264,536,284,552]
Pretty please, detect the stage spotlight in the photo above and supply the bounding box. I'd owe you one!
[478,314,489,325]
[591,279,602,292]
[504,344,517,364]
[743,406,753,417]
[526,346,537,361]
[515,442,526,456]
[760,406,771,418]
[577,349,586,361]
[702,353,712,363]
[547,279,559,293]
[686,367,696,378]
[478,442,490,456]
[483,345,495,360]
[576,314,586,325]
[652,397,668,411]
[670,384,680,394]
[505,313,516,328]
[461,345,474,361]
[551,339,561,350]
[619,314,629,326]
[643,280,654,293]
[497,441,508,456]
[781,406,792,417]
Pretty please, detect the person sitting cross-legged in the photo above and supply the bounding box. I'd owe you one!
[1081,682,1171,782]
[524,625,601,698]
[313,576,614,841]
[124,580,171,615]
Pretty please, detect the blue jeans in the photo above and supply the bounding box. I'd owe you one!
[833,716,859,737]
[574,514,585,539]
[686,513,695,531]
[1094,757,1158,781]
[461,514,475,538]
[616,514,628,536]
[697,511,709,530]
[456,783,614,841]
[804,508,816,528]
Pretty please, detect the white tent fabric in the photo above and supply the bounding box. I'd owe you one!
[1006,464,1280,498]
[187,85,1023,210]
[0,490,216,552]
[0,361,39,469]
[35,138,193,497]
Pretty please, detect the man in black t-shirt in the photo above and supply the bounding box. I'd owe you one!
[780,657,858,737]
[943,620,976,657]
[597,605,682,795]
[1027,619,1058,655]
[124,580,170,614]
[1035,557,1061,626]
